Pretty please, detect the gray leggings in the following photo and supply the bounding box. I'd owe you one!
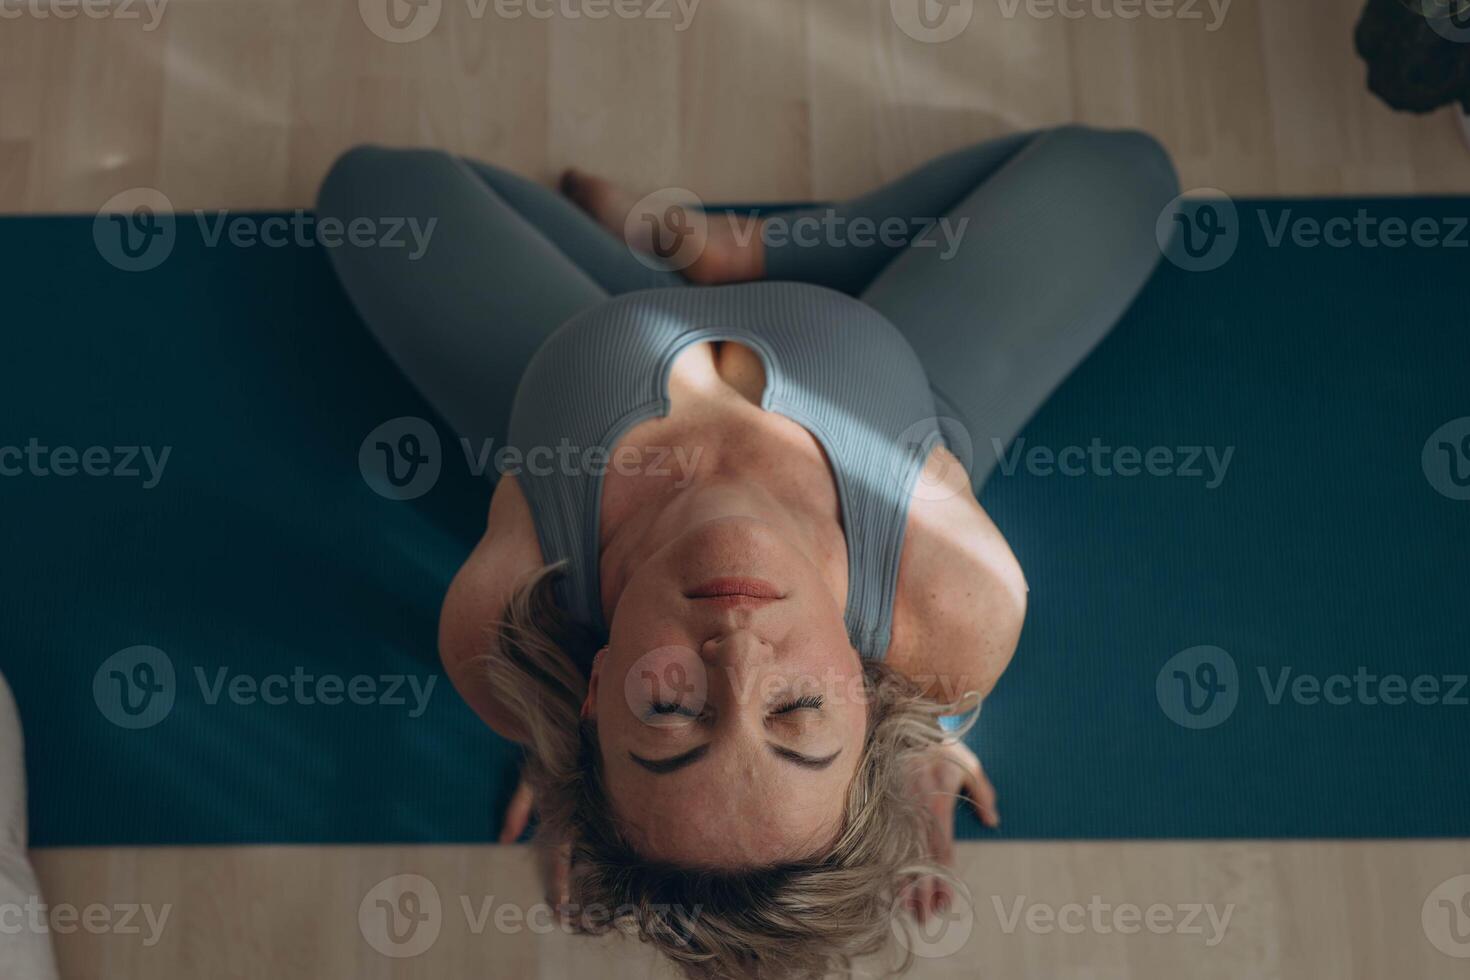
[317,126,1179,487]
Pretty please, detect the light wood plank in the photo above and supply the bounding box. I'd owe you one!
[29,841,1470,979]
[4,0,1470,213]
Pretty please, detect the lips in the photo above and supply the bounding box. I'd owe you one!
[686,577,786,601]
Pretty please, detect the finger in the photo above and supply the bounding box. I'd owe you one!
[957,754,1000,828]
[931,797,957,867]
[499,778,535,844]
[910,876,937,924]
[930,877,954,917]
[542,841,572,913]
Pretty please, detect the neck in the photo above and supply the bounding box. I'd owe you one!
[599,476,847,621]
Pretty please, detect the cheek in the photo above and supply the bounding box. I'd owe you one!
[788,627,866,699]
[607,577,692,659]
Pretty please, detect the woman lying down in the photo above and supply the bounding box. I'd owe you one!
[319,124,1177,978]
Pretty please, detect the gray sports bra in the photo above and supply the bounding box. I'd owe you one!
[506,282,944,660]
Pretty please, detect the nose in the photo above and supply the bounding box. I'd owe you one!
[699,628,773,670]
[700,630,774,722]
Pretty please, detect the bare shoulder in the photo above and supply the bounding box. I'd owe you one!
[438,475,547,740]
[886,446,1028,702]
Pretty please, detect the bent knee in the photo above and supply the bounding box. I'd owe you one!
[1050,125,1180,207]
[317,144,463,217]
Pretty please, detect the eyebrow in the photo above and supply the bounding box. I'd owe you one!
[629,744,841,775]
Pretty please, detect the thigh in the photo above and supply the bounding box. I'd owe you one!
[317,146,614,448]
[762,131,1037,295]
[859,126,1180,489]
[461,160,684,297]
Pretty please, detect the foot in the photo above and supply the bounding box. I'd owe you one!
[559,168,766,285]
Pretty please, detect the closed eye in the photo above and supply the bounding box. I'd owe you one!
[768,745,841,770]
[647,701,701,720]
[770,694,824,716]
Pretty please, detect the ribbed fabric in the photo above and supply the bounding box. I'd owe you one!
[507,281,943,659]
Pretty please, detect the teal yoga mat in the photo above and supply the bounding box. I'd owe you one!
[1,200,1467,847]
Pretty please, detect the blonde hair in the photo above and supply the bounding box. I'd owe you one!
[478,563,977,980]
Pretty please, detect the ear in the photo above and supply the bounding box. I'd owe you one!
[581,647,608,721]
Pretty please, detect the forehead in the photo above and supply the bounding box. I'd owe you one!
[605,748,852,867]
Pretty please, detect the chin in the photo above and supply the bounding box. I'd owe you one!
[670,516,800,580]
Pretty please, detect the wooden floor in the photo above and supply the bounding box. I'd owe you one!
[1,0,1469,215]
[30,841,1470,979]
[8,0,1470,977]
